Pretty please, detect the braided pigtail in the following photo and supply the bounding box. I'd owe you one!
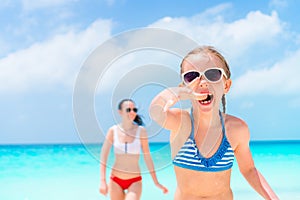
[222,94,226,113]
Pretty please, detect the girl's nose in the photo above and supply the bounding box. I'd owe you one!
[199,76,208,88]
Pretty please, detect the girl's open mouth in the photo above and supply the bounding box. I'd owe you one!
[198,94,213,105]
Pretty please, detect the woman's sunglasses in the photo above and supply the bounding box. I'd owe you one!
[126,108,138,113]
[181,68,227,85]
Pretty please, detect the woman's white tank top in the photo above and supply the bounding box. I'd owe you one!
[113,125,141,154]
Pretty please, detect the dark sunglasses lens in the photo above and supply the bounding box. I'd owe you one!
[184,71,200,83]
[205,69,222,82]
[126,108,138,113]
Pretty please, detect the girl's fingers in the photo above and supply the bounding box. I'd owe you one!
[177,87,194,100]
[192,92,208,100]
[163,87,208,111]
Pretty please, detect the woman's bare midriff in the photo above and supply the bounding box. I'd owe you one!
[174,166,233,200]
[111,154,141,179]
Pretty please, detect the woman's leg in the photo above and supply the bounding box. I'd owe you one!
[125,180,142,200]
[109,179,125,200]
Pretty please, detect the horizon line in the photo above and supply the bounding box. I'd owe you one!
[1,139,300,146]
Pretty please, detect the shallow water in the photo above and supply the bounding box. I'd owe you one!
[0,141,299,200]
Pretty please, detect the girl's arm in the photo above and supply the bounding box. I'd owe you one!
[233,120,279,200]
[140,127,168,194]
[99,127,114,196]
[149,87,206,131]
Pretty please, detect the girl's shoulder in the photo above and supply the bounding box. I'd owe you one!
[224,114,248,127]
[223,114,250,147]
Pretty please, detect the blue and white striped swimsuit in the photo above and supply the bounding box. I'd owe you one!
[173,111,234,172]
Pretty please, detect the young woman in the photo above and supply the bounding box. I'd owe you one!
[99,99,168,200]
[150,46,278,199]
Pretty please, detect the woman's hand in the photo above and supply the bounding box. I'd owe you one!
[99,181,108,196]
[155,182,168,194]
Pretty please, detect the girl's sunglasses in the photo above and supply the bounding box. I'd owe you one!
[181,68,227,85]
[126,108,138,113]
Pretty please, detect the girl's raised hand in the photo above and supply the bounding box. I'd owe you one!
[163,87,207,112]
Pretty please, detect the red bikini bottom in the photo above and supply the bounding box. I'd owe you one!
[111,175,142,190]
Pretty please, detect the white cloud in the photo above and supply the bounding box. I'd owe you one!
[224,11,281,46]
[149,6,283,59]
[0,4,291,98]
[95,50,181,94]
[230,48,300,97]
[82,28,199,95]
[147,5,296,98]
[0,19,112,93]
[22,0,78,11]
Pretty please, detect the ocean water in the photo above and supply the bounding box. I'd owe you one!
[0,141,299,200]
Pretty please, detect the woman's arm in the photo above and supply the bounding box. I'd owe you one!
[140,127,168,194]
[233,120,279,200]
[99,127,114,196]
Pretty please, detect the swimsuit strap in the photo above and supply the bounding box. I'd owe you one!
[113,125,118,142]
[189,111,195,139]
[136,126,141,138]
[219,111,226,137]
[189,109,225,139]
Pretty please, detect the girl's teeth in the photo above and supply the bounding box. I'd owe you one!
[201,100,211,104]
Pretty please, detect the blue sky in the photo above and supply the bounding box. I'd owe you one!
[1,0,300,144]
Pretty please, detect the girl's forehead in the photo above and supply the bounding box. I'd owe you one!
[182,54,223,71]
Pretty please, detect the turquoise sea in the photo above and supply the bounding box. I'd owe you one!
[0,141,299,200]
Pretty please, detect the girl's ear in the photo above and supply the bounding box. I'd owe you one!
[224,79,232,94]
